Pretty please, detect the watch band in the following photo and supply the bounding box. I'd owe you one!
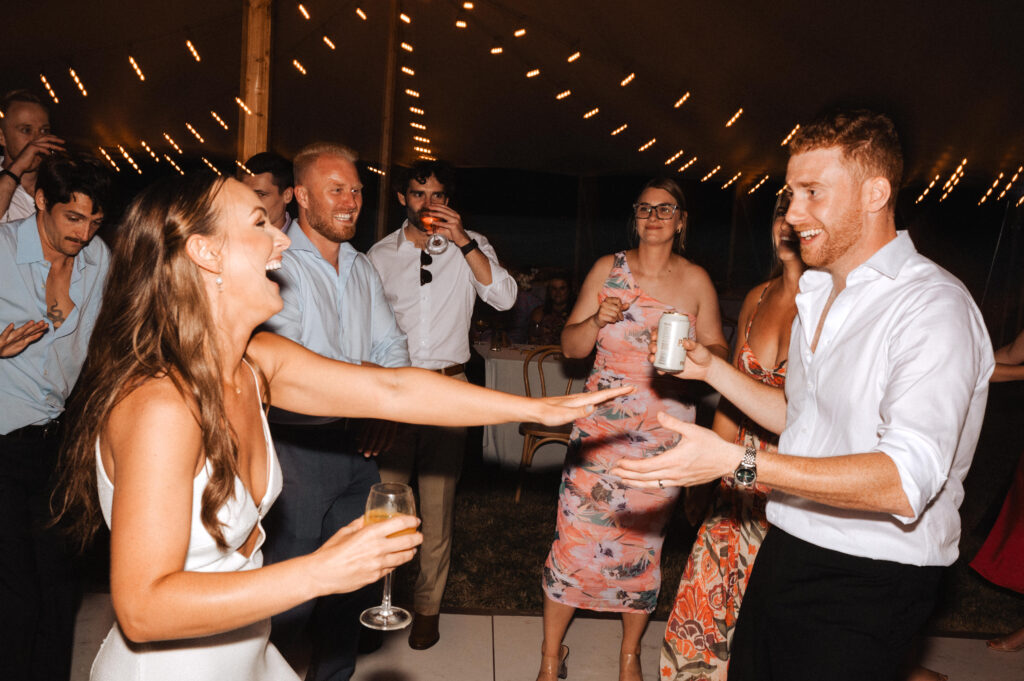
[460,238,480,256]
[0,168,20,185]
[734,444,758,488]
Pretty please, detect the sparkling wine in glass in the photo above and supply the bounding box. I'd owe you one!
[421,213,449,255]
[359,482,417,630]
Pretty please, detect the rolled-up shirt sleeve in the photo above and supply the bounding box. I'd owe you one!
[876,285,993,523]
[471,234,518,311]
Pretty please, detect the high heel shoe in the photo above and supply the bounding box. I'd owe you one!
[619,650,642,681]
[536,644,569,680]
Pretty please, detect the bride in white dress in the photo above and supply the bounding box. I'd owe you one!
[53,175,628,680]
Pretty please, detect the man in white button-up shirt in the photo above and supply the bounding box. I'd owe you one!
[613,110,994,680]
[369,160,517,649]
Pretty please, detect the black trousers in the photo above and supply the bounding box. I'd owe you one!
[729,528,942,681]
[0,431,81,681]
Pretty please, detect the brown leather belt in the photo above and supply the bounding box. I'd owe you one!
[433,363,465,377]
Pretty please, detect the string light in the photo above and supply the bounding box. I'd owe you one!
[298,4,310,20]
[117,145,142,174]
[781,124,800,146]
[747,175,770,195]
[490,46,504,54]
[996,165,1022,201]
[701,165,721,182]
[664,150,684,165]
[401,42,413,52]
[235,97,253,115]
[401,66,415,76]
[367,165,386,176]
[410,122,426,130]
[567,51,581,62]
[637,138,656,152]
[526,69,540,78]
[677,157,697,173]
[721,171,742,189]
[355,8,367,20]
[140,140,159,162]
[939,159,968,201]
[201,157,222,176]
[186,122,205,143]
[419,154,436,160]
[583,107,599,119]
[725,108,744,127]
[414,146,432,154]
[405,89,420,98]
[128,56,145,82]
[400,13,411,23]
[323,36,336,50]
[236,160,253,175]
[163,154,184,175]
[163,132,183,154]
[39,74,59,104]
[97,147,120,172]
[1018,195,1024,207]
[620,73,635,87]
[673,92,690,108]
[409,106,424,115]
[186,39,201,62]
[776,184,790,196]
[514,28,526,37]
[462,2,474,8]
[69,68,88,96]
[915,174,941,204]
[210,111,229,130]
[610,123,628,136]
[292,59,307,75]
[555,90,571,100]
[455,18,467,28]
[413,136,431,143]
[979,172,1005,205]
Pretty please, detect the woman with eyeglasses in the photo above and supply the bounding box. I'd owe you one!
[535,178,729,681]
[659,192,801,681]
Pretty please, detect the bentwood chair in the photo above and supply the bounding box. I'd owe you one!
[515,345,576,503]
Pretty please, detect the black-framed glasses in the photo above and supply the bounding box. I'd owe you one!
[633,203,679,220]
[419,250,432,286]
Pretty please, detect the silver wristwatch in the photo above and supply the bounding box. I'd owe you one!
[734,445,757,488]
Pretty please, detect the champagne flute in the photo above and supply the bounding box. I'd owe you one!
[359,482,417,630]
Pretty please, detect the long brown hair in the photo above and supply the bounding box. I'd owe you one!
[55,173,266,551]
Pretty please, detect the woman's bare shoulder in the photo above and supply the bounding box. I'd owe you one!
[105,375,202,466]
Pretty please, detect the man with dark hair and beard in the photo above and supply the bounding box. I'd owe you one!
[260,142,409,681]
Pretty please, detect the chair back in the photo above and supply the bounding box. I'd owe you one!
[523,345,574,398]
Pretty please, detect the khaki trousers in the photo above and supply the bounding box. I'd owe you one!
[378,374,467,615]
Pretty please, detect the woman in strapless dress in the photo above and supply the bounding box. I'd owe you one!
[52,174,629,680]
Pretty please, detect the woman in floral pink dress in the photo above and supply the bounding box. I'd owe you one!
[536,179,729,681]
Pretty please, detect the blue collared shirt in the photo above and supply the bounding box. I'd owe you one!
[263,222,410,369]
[0,215,110,433]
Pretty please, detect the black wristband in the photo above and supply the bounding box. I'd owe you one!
[0,168,20,185]
[460,238,480,256]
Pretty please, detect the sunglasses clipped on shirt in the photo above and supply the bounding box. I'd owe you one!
[420,250,432,286]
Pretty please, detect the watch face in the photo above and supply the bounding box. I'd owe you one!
[735,466,756,486]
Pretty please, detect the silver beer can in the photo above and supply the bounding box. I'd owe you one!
[653,312,690,372]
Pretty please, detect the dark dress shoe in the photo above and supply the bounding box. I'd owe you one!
[408,613,440,650]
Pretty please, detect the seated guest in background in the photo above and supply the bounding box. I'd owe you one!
[1,90,65,223]
[528,272,574,345]
[242,151,295,233]
[369,159,518,649]
[509,267,543,343]
[53,173,625,681]
[261,142,409,681]
[661,192,801,681]
[537,178,729,681]
[612,109,994,681]
[1,152,112,681]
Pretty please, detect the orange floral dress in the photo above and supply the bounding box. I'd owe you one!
[543,252,694,613]
[660,288,783,681]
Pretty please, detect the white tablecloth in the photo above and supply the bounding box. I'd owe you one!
[474,342,591,469]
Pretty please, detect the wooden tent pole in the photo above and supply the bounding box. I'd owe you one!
[238,0,272,162]
[375,0,399,242]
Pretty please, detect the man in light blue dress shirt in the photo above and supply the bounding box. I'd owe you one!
[260,142,409,681]
[0,152,112,681]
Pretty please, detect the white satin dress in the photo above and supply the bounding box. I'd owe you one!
[91,364,299,681]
